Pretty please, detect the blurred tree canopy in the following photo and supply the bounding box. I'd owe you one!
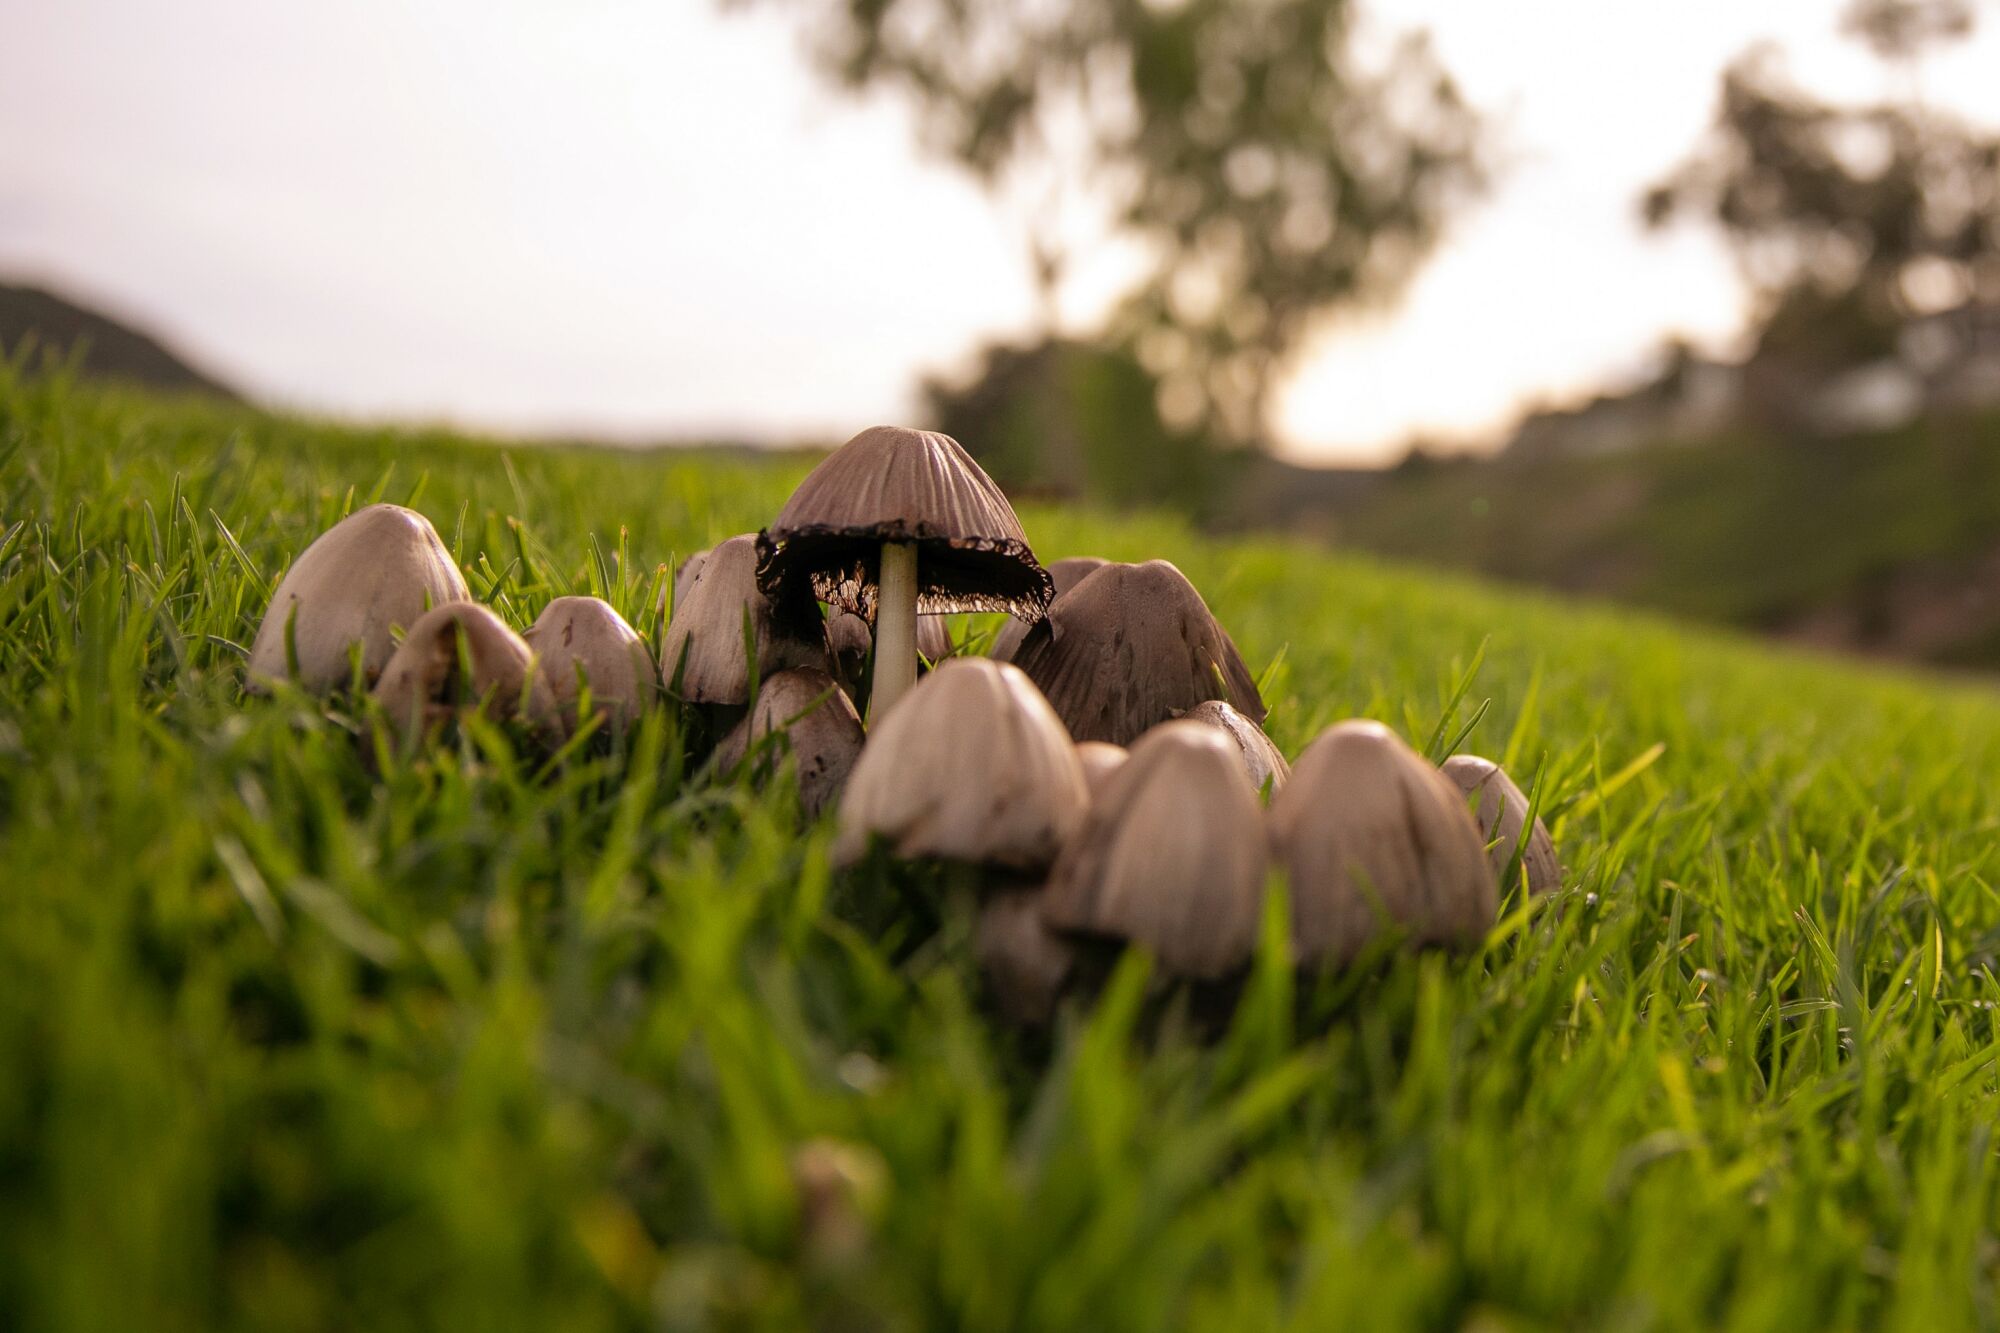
[732,0,1486,451]
[1643,1,2000,370]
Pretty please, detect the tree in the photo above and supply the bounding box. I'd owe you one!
[731,0,1485,448]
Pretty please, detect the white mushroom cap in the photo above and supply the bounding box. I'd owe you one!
[1074,741,1130,800]
[975,888,1079,1026]
[370,602,559,743]
[1268,721,1497,968]
[1439,754,1562,896]
[525,596,655,734]
[1176,699,1290,794]
[247,503,468,693]
[831,657,1088,870]
[1042,720,1268,980]
[660,534,822,705]
[716,668,866,817]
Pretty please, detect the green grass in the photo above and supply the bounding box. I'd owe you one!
[6,364,2000,1331]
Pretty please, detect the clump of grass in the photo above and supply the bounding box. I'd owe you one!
[5,363,2000,1330]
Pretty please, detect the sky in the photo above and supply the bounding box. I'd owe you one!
[4,0,2000,466]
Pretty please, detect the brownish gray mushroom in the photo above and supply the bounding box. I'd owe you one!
[1268,721,1497,968]
[1177,699,1290,794]
[672,547,708,613]
[716,668,866,817]
[824,610,955,698]
[1073,741,1129,800]
[756,426,1053,719]
[661,534,822,705]
[1042,720,1268,980]
[525,595,655,734]
[371,602,559,744]
[990,556,1108,663]
[1010,560,1264,745]
[974,888,1081,1026]
[831,658,1087,870]
[247,503,468,692]
[1439,754,1562,896]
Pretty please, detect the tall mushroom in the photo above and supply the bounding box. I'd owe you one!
[756,426,1053,720]
[247,503,468,692]
[660,534,823,705]
[1010,560,1264,745]
[990,556,1108,663]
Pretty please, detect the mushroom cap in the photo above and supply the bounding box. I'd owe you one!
[672,548,708,614]
[975,888,1079,1026]
[825,611,955,685]
[1042,720,1268,980]
[1268,721,1498,968]
[371,601,558,742]
[1074,741,1130,800]
[247,503,468,693]
[661,534,824,705]
[755,426,1054,621]
[716,668,866,817]
[1010,560,1265,745]
[1177,700,1290,794]
[831,657,1088,870]
[525,596,655,732]
[991,556,1108,662]
[1439,754,1562,896]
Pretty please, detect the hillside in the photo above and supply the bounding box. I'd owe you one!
[5,371,2000,1328]
[0,280,240,400]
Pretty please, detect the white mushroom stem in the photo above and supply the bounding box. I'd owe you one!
[871,540,920,720]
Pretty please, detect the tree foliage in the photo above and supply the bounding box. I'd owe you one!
[734,0,1485,445]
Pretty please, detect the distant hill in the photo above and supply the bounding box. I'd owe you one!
[0,281,240,400]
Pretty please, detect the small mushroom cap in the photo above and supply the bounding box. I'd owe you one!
[1177,699,1290,794]
[1042,720,1268,980]
[1074,741,1130,799]
[1011,560,1265,745]
[371,601,558,742]
[525,596,655,733]
[975,888,1079,1026]
[1439,754,1562,896]
[1268,721,1498,968]
[661,534,823,705]
[831,657,1088,870]
[248,503,469,692]
[717,668,866,817]
[755,426,1054,621]
[991,556,1109,662]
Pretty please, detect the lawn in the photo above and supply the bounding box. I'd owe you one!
[4,363,2000,1330]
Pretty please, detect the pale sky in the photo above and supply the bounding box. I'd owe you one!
[4,1,1999,465]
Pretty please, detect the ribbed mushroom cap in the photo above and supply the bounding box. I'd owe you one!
[1178,700,1290,794]
[247,503,468,693]
[1074,741,1130,800]
[831,657,1088,870]
[1268,721,1498,968]
[371,602,558,742]
[1042,720,1268,980]
[755,426,1053,621]
[1439,754,1562,896]
[661,534,823,705]
[1010,560,1265,745]
[716,668,866,817]
[975,888,1079,1026]
[525,596,655,733]
[991,556,1109,662]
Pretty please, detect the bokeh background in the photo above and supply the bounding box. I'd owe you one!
[9,0,2000,665]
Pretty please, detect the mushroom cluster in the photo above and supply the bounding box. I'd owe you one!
[250,426,1566,1028]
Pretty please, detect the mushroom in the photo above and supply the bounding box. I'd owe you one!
[825,610,955,698]
[990,556,1108,662]
[660,534,823,705]
[1010,560,1264,745]
[672,548,708,613]
[715,667,866,817]
[755,426,1053,720]
[1177,700,1290,794]
[831,657,1087,871]
[1439,754,1562,896]
[247,503,468,693]
[1074,741,1129,799]
[1267,721,1497,969]
[1042,720,1268,980]
[974,888,1081,1026]
[524,595,655,734]
[371,602,559,743]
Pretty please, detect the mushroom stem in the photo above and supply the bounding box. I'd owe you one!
[871,540,920,720]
